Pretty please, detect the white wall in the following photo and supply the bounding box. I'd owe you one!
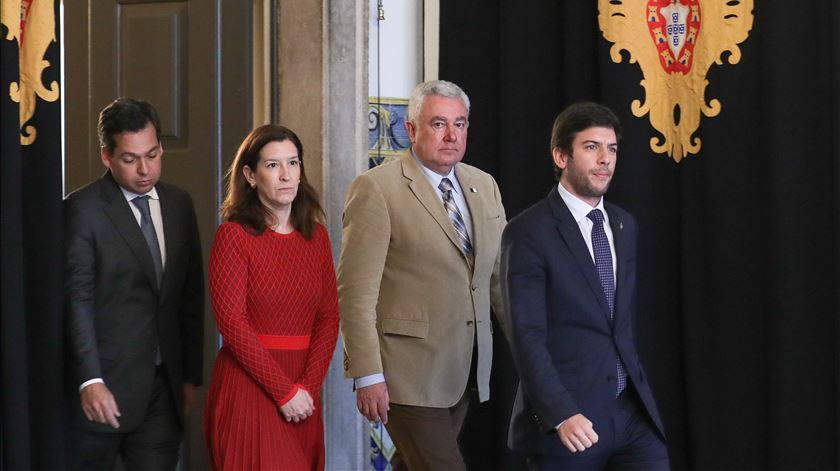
[368,0,423,99]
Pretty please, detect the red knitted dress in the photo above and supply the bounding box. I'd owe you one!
[204,222,339,470]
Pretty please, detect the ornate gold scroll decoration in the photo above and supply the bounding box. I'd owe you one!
[1,0,60,145]
[599,0,753,161]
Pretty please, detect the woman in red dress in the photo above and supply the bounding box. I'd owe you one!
[204,125,339,470]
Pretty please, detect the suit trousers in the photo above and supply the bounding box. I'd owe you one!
[386,387,473,471]
[526,384,669,471]
[67,366,182,471]
[386,347,478,471]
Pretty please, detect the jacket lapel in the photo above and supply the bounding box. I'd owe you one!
[455,165,484,273]
[100,171,161,294]
[605,204,629,325]
[158,185,178,301]
[547,189,613,323]
[401,154,467,260]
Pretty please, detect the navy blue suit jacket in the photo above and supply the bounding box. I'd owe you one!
[501,188,664,456]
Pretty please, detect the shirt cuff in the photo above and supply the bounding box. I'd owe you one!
[79,378,104,392]
[555,419,567,430]
[354,373,386,388]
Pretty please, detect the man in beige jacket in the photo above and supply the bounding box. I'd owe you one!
[338,80,506,470]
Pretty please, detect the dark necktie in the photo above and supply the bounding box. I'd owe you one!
[587,209,627,396]
[132,196,163,287]
[438,178,473,263]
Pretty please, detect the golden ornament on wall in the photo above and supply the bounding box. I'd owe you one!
[1,0,60,145]
[598,0,753,161]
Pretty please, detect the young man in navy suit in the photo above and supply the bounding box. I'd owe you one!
[501,103,669,470]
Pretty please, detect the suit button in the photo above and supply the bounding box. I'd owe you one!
[467,320,474,326]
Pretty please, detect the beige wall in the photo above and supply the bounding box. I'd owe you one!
[272,1,369,469]
[277,0,325,191]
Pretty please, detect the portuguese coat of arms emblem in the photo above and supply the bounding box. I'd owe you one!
[599,0,753,161]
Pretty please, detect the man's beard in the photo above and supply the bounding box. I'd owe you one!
[566,165,611,199]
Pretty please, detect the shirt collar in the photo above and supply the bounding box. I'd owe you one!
[556,182,607,224]
[119,185,159,203]
[411,149,460,195]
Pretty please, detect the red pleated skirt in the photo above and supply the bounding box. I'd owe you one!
[204,344,324,471]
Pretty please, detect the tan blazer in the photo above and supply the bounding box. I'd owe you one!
[338,153,506,408]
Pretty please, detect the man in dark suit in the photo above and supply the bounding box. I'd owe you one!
[64,98,204,470]
[501,103,669,470]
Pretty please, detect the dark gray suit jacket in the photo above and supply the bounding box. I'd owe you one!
[501,188,664,456]
[64,171,203,432]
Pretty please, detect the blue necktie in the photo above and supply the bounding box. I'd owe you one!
[587,209,627,396]
[132,196,163,287]
[439,178,473,263]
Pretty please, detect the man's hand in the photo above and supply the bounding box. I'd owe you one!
[557,413,599,453]
[279,388,315,423]
[356,382,390,424]
[80,383,121,429]
[183,383,197,417]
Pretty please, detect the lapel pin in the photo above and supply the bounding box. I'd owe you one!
[619,222,624,230]
[470,187,477,193]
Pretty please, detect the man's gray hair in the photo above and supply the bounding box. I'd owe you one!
[407,80,471,123]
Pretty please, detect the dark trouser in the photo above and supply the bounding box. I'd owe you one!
[387,347,477,471]
[386,388,474,471]
[67,367,182,471]
[527,384,670,471]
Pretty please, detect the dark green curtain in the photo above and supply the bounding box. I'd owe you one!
[1,1,65,469]
[443,2,840,470]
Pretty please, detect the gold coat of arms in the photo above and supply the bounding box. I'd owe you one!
[599,0,753,161]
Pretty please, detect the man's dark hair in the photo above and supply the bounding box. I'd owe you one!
[97,97,162,152]
[550,102,622,180]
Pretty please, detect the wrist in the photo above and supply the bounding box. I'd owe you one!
[79,378,104,392]
[278,384,301,406]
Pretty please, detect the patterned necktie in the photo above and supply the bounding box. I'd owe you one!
[587,209,627,396]
[132,196,163,287]
[438,178,473,263]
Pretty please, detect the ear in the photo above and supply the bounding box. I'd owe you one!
[242,165,256,186]
[552,147,569,170]
[405,120,417,142]
[100,146,112,169]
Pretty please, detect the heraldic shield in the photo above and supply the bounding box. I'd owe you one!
[599,0,753,161]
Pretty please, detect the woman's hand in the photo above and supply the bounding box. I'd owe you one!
[279,388,315,423]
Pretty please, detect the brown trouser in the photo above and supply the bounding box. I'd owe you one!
[385,389,473,471]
